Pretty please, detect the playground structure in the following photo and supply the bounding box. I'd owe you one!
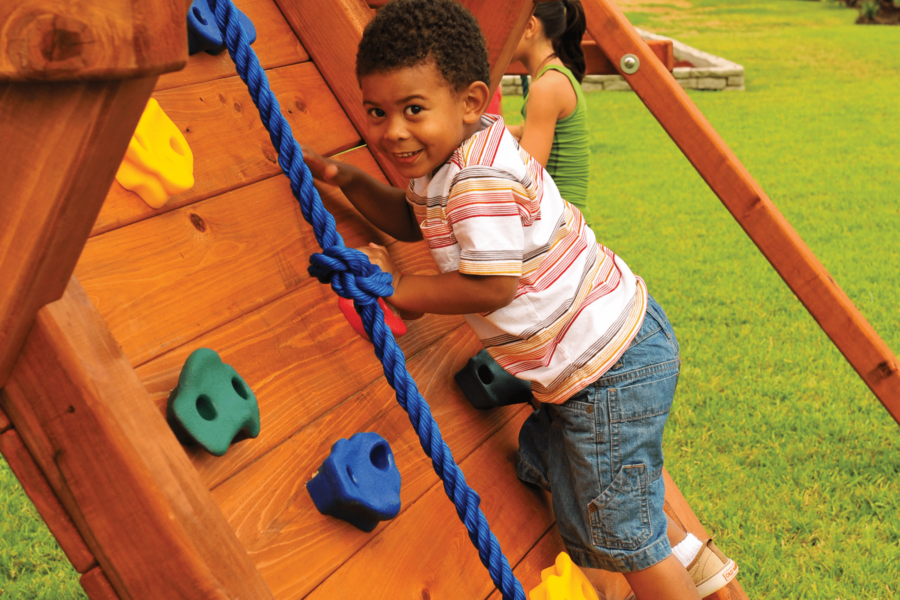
[1,0,898,598]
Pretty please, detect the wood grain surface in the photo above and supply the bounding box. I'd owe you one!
[507,39,675,75]
[212,326,530,599]
[77,149,389,368]
[155,0,309,92]
[93,62,361,236]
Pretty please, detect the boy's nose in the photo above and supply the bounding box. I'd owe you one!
[385,117,409,142]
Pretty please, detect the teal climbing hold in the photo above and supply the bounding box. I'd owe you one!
[166,348,260,456]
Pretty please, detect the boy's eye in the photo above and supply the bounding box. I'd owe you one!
[405,105,423,116]
[368,108,386,118]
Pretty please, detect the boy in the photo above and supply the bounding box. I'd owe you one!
[301,1,736,598]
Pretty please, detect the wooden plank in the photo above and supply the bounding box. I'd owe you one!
[155,0,309,92]
[0,76,157,388]
[581,0,900,425]
[212,325,528,599]
[77,147,391,368]
[507,39,675,75]
[2,278,275,599]
[92,62,362,236]
[487,527,633,600]
[0,429,97,574]
[0,0,186,81]
[79,567,120,600]
[134,261,464,490]
[306,406,547,600]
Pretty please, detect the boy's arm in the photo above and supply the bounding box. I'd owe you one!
[360,244,518,315]
[302,146,423,242]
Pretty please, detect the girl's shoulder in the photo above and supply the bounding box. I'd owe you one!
[528,68,578,118]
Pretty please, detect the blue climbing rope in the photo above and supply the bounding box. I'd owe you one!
[207,2,526,598]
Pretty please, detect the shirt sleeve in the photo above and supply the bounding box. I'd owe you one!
[446,167,526,277]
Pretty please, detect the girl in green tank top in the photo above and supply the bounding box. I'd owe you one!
[506,0,590,212]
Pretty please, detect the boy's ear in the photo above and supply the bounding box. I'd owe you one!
[462,81,490,123]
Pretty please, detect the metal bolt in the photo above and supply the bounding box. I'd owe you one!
[621,54,640,75]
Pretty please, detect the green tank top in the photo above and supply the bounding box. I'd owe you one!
[522,64,590,210]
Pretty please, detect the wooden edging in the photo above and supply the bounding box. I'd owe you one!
[1,278,274,599]
[0,428,96,574]
[582,0,900,425]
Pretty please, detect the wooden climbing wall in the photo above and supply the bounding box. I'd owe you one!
[0,0,751,598]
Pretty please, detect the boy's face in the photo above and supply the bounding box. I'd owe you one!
[361,60,488,179]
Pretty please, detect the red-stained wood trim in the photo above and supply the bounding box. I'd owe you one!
[79,567,120,600]
[582,0,900,425]
[2,278,275,599]
[0,429,97,573]
[0,77,157,388]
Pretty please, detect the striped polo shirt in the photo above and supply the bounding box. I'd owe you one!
[407,115,647,404]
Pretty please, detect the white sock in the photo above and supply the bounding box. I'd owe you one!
[672,533,703,567]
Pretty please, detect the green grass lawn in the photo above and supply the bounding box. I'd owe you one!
[507,0,899,597]
[1,1,898,598]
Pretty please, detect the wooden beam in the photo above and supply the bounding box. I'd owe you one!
[507,39,675,75]
[0,0,186,81]
[0,77,157,387]
[581,0,900,425]
[461,0,536,98]
[0,429,97,573]
[0,405,10,433]
[1,278,275,599]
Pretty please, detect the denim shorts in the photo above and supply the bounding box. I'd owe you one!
[516,295,680,572]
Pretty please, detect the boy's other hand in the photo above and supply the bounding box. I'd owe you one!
[301,145,351,187]
[358,243,425,321]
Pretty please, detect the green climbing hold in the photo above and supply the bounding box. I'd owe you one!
[166,348,260,456]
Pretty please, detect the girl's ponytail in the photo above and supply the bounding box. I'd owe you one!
[533,1,587,83]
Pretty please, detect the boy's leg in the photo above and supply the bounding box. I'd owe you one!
[622,555,701,600]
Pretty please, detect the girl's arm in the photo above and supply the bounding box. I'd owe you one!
[516,70,577,166]
[301,146,422,242]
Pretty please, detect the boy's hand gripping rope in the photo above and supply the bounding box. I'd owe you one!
[207,2,526,598]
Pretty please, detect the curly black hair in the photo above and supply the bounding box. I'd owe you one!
[356,0,490,91]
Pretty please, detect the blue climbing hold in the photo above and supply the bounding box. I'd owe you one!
[455,350,533,410]
[307,432,401,533]
[187,0,256,56]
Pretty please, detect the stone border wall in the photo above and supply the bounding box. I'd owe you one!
[501,28,744,95]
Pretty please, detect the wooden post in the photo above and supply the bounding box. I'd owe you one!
[0,0,189,388]
[0,77,157,387]
[581,0,900,425]
[1,278,275,599]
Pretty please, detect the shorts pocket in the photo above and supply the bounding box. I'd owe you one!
[588,463,651,551]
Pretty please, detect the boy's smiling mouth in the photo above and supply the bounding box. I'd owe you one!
[393,150,422,162]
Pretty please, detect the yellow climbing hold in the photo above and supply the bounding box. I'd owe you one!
[115,98,194,208]
[528,552,599,600]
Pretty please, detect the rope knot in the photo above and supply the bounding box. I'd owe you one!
[308,245,394,304]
